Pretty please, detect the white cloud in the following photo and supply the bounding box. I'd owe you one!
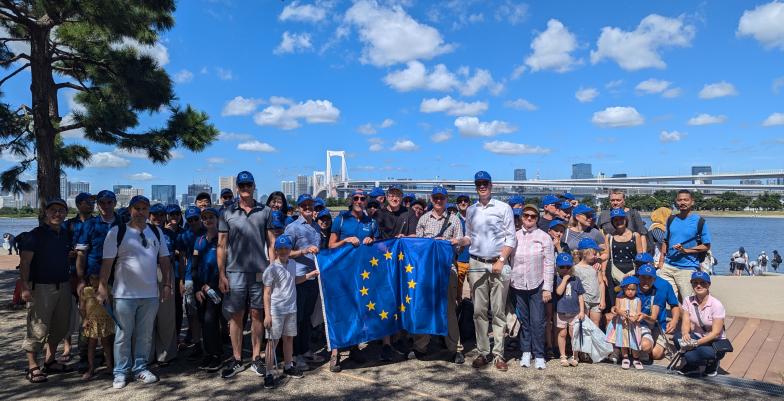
[113,148,148,159]
[383,61,459,92]
[207,157,226,164]
[357,123,376,135]
[635,79,671,94]
[87,152,130,168]
[460,68,504,96]
[774,77,784,94]
[390,139,419,151]
[504,98,538,111]
[591,106,645,128]
[698,81,738,99]
[420,96,488,116]
[170,150,184,160]
[58,113,85,139]
[454,116,517,137]
[687,113,727,126]
[379,118,395,128]
[237,141,276,152]
[430,130,452,143]
[591,14,695,70]
[173,69,194,84]
[737,1,784,50]
[279,1,328,22]
[344,0,454,66]
[368,137,384,152]
[483,141,551,155]
[763,112,784,127]
[274,31,313,55]
[494,1,528,25]
[662,88,682,98]
[128,172,154,181]
[216,67,233,80]
[221,96,264,116]
[253,99,340,130]
[118,37,169,66]
[511,65,526,80]
[575,87,599,103]
[218,131,253,141]
[525,19,581,73]
[659,130,684,143]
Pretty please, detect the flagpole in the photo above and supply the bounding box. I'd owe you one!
[313,255,332,351]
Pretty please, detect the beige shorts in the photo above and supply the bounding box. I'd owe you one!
[22,282,73,353]
[266,312,296,340]
[556,313,577,329]
[640,323,671,351]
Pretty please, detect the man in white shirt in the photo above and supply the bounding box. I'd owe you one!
[97,195,172,389]
[462,171,516,371]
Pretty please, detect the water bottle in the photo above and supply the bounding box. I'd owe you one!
[500,264,512,281]
[206,288,221,304]
[184,280,194,308]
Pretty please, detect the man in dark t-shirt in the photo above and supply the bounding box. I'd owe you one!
[374,185,409,239]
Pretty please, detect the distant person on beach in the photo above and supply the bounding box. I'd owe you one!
[731,247,749,277]
[758,251,768,273]
[772,250,782,272]
[3,232,16,255]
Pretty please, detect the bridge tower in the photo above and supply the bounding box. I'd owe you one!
[315,150,347,198]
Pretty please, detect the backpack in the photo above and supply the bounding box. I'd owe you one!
[665,215,707,263]
[644,230,657,256]
[109,223,162,285]
[457,298,475,342]
[775,253,783,264]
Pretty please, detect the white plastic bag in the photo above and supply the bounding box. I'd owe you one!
[571,318,613,363]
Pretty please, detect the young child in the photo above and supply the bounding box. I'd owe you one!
[554,253,585,367]
[606,276,643,369]
[573,238,606,329]
[263,235,303,388]
[79,274,115,380]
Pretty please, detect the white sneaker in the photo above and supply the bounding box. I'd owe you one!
[535,358,546,370]
[519,352,531,368]
[135,370,158,384]
[112,375,127,389]
[294,355,311,371]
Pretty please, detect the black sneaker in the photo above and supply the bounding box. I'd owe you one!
[263,374,275,389]
[283,364,303,379]
[677,364,701,376]
[221,359,245,379]
[187,347,204,361]
[206,356,223,373]
[380,345,393,362]
[250,357,265,376]
[704,360,718,377]
[198,356,213,370]
[408,349,427,360]
[452,352,465,365]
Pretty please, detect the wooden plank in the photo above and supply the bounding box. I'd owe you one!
[727,319,772,377]
[724,316,736,331]
[746,321,784,381]
[764,330,784,384]
[726,317,747,342]
[721,318,760,370]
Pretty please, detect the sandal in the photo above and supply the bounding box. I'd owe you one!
[81,369,94,381]
[57,353,72,363]
[632,359,644,370]
[621,358,631,370]
[43,359,73,374]
[560,356,569,367]
[26,366,48,383]
[569,356,579,367]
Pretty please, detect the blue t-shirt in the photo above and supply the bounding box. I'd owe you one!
[457,215,470,263]
[331,211,379,242]
[77,214,120,276]
[665,213,711,269]
[283,216,321,277]
[193,234,219,287]
[64,215,91,273]
[617,276,678,327]
[161,227,178,278]
[176,227,204,281]
[555,275,585,314]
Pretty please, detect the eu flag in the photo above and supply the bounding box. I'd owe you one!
[317,238,453,350]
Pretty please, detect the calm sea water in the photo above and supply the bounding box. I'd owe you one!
[2,216,781,275]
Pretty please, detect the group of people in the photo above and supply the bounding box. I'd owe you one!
[17,169,731,390]
[730,247,781,276]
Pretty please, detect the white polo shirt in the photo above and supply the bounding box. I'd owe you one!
[465,197,516,259]
[103,224,169,299]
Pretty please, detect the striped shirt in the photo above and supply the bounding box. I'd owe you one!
[510,227,555,292]
[416,210,463,239]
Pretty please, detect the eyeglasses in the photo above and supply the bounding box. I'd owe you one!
[221,195,233,200]
[50,208,67,215]
[457,199,469,204]
[522,213,538,219]
[353,196,366,202]
[300,205,314,211]
[691,281,709,288]
[139,231,149,248]
[475,181,490,188]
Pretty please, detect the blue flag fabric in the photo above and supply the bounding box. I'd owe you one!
[317,238,453,350]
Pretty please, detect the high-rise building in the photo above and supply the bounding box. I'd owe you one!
[514,168,527,181]
[68,181,90,197]
[182,183,213,206]
[116,187,144,207]
[21,180,38,208]
[218,176,237,196]
[281,181,295,200]
[296,175,310,197]
[571,163,593,179]
[113,184,132,194]
[59,173,68,200]
[151,185,177,205]
[691,165,712,184]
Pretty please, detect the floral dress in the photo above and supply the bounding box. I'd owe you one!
[82,286,115,339]
[605,297,642,350]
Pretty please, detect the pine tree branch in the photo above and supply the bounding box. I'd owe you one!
[55,122,83,133]
[0,62,29,86]
[54,81,87,92]
[0,1,34,24]
[0,52,30,66]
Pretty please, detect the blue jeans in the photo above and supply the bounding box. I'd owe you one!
[113,297,159,377]
[673,331,726,367]
[512,284,546,359]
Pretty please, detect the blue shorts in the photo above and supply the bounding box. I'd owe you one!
[222,272,263,318]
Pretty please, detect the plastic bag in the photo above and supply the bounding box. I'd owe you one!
[571,318,614,363]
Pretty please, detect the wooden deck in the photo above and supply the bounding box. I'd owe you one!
[720,316,784,384]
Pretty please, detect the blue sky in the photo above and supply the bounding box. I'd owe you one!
[3,0,784,196]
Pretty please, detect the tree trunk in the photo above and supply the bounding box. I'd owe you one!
[28,22,57,222]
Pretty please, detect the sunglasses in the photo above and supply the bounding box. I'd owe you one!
[522,213,538,219]
[353,196,366,201]
[300,205,314,210]
[475,181,490,188]
[139,231,149,248]
[581,213,594,219]
[432,196,446,201]
[691,281,709,288]
[222,195,233,200]
[457,199,469,204]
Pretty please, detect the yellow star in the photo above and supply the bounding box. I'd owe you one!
[398,251,404,261]
[405,294,411,304]
[408,279,417,289]
[366,301,376,311]
[361,270,370,280]
[399,303,406,312]
[384,251,393,260]
[359,286,369,296]
[370,257,379,267]
[379,310,389,320]
[405,263,414,273]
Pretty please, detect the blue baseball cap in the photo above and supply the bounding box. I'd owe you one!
[431,186,448,196]
[270,211,285,229]
[350,189,366,198]
[387,185,403,194]
[572,204,594,216]
[561,192,575,200]
[548,219,567,230]
[317,209,332,219]
[129,195,150,207]
[456,193,470,202]
[512,208,522,217]
[559,201,572,210]
[45,198,67,209]
[75,192,95,204]
[220,188,233,197]
[274,234,293,250]
[542,194,560,206]
[556,253,574,267]
[577,238,601,251]
[691,271,711,283]
[296,194,313,205]
[403,192,416,201]
[621,276,640,288]
[184,206,200,219]
[369,187,385,197]
[637,264,657,278]
[200,207,219,218]
[610,208,626,219]
[166,204,182,214]
[96,190,116,201]
[236,170,254,185]
[634,253,654,264]
[474,171,492,182]
[508,195,525,206]
[150,203,166,214]
[314,197,325,207]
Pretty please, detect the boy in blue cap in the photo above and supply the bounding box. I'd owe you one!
[554,253,585,367]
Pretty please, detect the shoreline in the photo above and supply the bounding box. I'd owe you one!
[639,211,784,219]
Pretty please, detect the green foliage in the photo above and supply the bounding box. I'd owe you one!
[599,190,781,212]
